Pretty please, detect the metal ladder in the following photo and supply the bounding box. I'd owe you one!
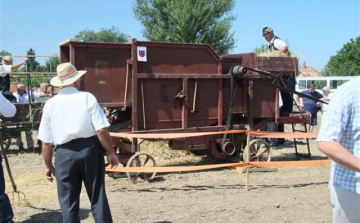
[290,113,312,159]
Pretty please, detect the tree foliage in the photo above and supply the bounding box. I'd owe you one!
[19,48,41,72]
[74,26,130,43]
[253,44,268,54]
[323,36,360,76]
[44,56,60,72]
[133,0,236,55]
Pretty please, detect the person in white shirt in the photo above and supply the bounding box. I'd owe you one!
[0,56,28,102]
[35,82,51,102]
[0,92,16,223]
[12,83,43,150]
[262,27,290,56]
[12,83,42,103]
[320,86,332,113]
[37,62,119,223]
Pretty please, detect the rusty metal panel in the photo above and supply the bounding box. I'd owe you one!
[186,79,220,127]
[222,79,247,116]
[134,41,221,130]
[75,47,131,105]
[136,41,219,74]
[257,56,298,74]
[252,79,277,118]
[137,78,183,130]
[59,41,132,107]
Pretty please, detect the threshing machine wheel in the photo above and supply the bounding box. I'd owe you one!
[126,152,157,184]
[243,139,271,162]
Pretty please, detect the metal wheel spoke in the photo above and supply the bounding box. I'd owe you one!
[142,156,151,166]
[256,148,268,157]
[126,153,156,184]
[142,173,149,181]
[135,156,142,166]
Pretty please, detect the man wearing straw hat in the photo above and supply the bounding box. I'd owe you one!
[37,62,119,223]
[0,56,28,102]
[0,92,16,223]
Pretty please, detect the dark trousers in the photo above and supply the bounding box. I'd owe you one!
[278,92,294,144]
[0,155,14,223]
[260,122,277,146]
[55,136,113,223]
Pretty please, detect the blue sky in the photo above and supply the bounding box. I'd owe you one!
[1,0,359,71]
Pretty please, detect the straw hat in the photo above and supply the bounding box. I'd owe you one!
[2,56,13,63]
[50,62,87,87]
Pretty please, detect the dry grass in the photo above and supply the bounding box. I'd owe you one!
[257,52,291,57]
[3,153,57,207]
[139,140,202,166]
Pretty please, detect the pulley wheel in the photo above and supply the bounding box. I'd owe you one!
[221,142,236,155]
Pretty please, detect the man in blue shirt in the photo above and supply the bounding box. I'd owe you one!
[295,84,323,132]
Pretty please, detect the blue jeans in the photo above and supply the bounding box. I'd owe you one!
[0,155,14,223]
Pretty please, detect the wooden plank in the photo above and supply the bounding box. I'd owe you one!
[249,160,330,168]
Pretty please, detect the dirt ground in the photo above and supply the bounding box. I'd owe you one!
[3,117,332,223]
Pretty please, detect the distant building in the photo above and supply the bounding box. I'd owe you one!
[298,62,322,77]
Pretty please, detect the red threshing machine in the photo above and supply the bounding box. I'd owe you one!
[59,39,300,182]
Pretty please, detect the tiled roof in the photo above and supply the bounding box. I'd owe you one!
[298,62,322,77]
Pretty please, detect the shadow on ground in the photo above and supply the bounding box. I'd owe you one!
[19,206,90,223]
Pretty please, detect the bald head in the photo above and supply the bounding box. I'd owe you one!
[17,84,25,89]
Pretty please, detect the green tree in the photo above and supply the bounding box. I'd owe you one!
[253,44,268,54]
[133,0,236,55]
[74,26,130,43]
[323,36,360,76]
[19,48,41,72]
[25,55,61,86]
[44,55,60,72]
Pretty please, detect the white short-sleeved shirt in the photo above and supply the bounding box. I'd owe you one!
[321,93,332,112]
[37,87,110,145]
[268,36,287,53]
[0,64,11,77]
